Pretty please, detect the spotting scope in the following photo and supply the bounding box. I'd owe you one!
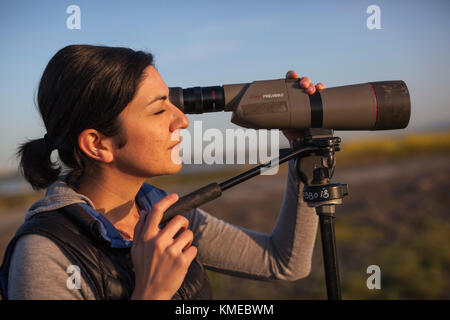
[169,78,410,130]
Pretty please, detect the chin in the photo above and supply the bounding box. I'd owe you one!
[165,162,183,175]
[167,151,183,174]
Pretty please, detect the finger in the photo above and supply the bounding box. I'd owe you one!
[299,77,311,89]
[183,245,198,264]
[306,83,316,95]
[171,229,194,252]
[160,215,189,239]
[316,82,326,90]
[144,194,179,238]
[285,70,299,79]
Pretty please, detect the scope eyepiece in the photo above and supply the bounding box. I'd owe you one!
[169,86,225,114]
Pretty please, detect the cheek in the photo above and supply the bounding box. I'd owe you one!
[116,113,183,175]
[124,118,170,156]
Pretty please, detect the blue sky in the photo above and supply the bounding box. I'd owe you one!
[0,0,449,171]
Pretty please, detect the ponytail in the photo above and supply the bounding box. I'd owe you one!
[17,138,61,190]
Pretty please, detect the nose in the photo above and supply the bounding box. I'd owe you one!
[169,102,189,131]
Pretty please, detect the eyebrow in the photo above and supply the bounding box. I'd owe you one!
[146,95,167,106]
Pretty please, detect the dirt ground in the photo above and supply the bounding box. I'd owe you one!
[1,153,449,299]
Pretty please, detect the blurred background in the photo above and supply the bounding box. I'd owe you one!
[0,0,449,299]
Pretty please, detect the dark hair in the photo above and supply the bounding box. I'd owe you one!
[17,44,154,190]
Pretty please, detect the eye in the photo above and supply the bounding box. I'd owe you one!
[149,96,168,115]
[153,109,166,115]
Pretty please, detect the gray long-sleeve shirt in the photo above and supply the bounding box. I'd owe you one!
[7,161,318,299]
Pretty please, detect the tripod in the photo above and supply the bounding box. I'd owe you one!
[163,129,348,300]
[294,129,348,300]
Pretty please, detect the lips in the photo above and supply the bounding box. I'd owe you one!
[169,139,182,149]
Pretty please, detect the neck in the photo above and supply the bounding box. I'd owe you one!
[77,168,146,240]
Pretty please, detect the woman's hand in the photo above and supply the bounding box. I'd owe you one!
[282,70,326,144]
[130,194,197,300]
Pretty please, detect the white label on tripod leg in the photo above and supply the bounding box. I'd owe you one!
[321,189,329,199]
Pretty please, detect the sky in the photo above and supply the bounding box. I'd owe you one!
[0,0,449,172]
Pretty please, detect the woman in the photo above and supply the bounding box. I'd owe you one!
[0,44,325,300]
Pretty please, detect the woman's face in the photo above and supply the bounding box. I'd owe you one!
[112,66,189,178]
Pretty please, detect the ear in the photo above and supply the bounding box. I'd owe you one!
[78,129,114,163]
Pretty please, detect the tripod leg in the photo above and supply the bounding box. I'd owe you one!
[317,206,342,300]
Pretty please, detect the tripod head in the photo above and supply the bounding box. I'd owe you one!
[293,129,348,209]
